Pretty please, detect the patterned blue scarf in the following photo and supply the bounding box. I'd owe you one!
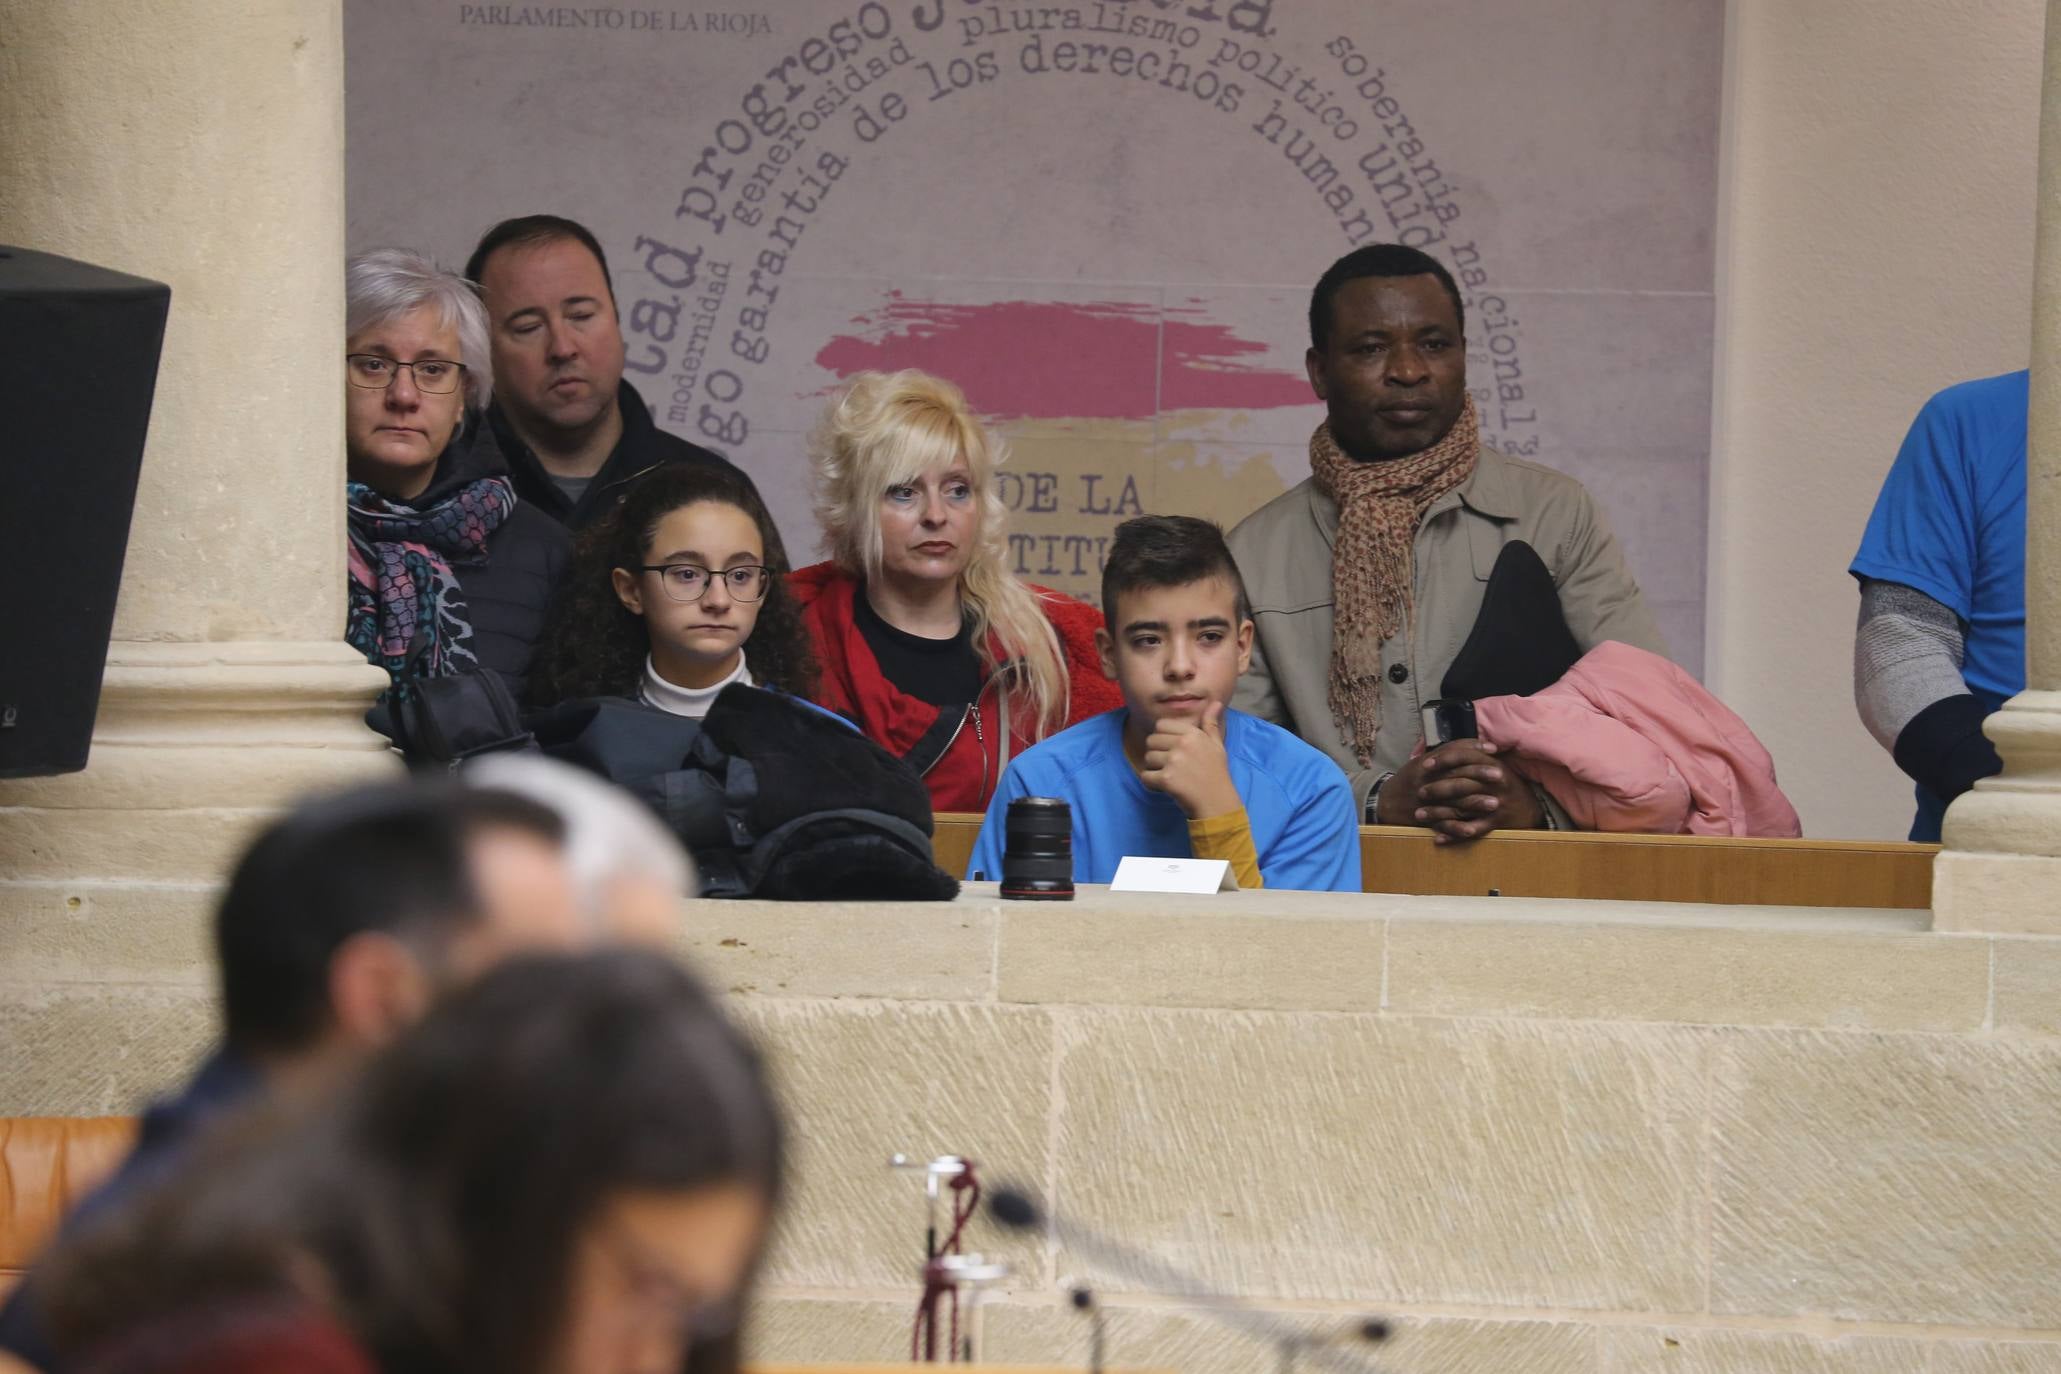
[345,475,515,686]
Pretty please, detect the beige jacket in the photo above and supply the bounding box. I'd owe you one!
[1228,445,1667,815]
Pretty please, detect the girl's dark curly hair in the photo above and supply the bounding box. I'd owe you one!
[529,462,819,705]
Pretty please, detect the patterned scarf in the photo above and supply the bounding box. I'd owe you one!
[1308,396,1481,764]
[346,475,515,686]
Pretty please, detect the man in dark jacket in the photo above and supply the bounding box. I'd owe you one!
[465,215,750,531]
[0,781,582,1374]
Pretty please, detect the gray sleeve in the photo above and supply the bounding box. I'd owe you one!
[1554,483,1670,661]
[1854,578,1970,752]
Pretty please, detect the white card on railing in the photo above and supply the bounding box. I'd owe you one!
[1109,856,1238,894]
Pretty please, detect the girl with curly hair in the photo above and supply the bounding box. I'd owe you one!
[529,463,818,712]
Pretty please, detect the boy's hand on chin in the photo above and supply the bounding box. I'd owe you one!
[1141,701,1242,819]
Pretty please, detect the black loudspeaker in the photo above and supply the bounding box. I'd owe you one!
[0,246,171,778]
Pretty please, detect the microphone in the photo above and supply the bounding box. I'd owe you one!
[988,1188,1389,1374]
[990,1187,1039,1229]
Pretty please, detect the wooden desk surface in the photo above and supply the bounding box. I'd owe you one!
[754,1367,1178,1374]
[931,815,1936,910]
[751,1367,1168,1374]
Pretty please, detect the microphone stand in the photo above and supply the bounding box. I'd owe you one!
[893,1154,996,1362]
[1070,1287,1106,1374]
[933,1254,1011,1362]
[891,1153,971,1261]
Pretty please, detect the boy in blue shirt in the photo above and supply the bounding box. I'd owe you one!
[968,515,1361,891]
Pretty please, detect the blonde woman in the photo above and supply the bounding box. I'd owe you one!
[795,370,1121,812]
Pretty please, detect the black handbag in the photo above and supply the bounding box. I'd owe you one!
[381,669,536,769]
[1439,539,1583,702]
[528,688,960,902]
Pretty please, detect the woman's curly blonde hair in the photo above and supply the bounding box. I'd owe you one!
[810,370,1068,735]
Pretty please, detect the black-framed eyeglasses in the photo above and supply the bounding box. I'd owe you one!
[639,564,771,603]
[346,353,468,394]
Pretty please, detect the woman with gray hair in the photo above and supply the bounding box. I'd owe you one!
[345,248,567,708]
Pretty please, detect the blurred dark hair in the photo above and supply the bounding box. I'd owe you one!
[1308,243,1466,351]
[44,949,784,1374]
[464,213,614,302]
[1100,514,1250,628]
[216,782,564,1056]
[529,462,819,704]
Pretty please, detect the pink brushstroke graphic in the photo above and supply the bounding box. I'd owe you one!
[813,295,1313,419]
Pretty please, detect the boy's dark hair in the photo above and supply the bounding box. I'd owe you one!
[464,214,615,301]
[1100,515,1250,629]
[528,461,819,705]
[214,782,564,1056]
[1308,243,1465,351]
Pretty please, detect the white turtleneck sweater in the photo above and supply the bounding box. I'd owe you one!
[639,654,752,718]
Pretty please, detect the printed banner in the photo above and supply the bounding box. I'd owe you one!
[348,0,1720,670]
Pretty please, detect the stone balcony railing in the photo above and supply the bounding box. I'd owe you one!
[688,883,2061,1374]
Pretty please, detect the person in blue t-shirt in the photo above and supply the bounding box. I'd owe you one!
[1851,369,2028,841]
[967,515,1361,892]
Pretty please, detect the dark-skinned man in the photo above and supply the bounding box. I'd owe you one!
[1229,244,1667,842]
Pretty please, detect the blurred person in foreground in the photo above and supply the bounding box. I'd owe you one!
[0,781,585,1373]
[465,752,696,945]
[36,949,783,1374]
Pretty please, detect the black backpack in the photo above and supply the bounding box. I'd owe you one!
[526,686,960,901]
[378,669,535,769]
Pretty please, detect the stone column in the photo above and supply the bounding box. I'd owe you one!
[1933,0,2061,934]
[0,1,391,1110]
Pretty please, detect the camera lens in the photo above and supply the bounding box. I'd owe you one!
[1001,796,1074,901]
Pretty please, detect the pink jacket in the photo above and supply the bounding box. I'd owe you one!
[1472,641,1801,837]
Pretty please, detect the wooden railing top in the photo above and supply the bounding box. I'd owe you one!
[930,815,1936,911]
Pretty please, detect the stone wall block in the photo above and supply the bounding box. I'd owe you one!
[1711,1031,2061,1326]
[1386,917,1987,1031]
[988,1303,1594,1374]
[746,1295,932,1364]
[0,881,214,986]
[731,1000,1055,1291]
[1929,1341,2061,1372]
[1,808,274,884]
[1054,1008,1709,1309]
[1597,1327,1930,1372]
[1933,851,2061,936]
[1992,938,2061,1038]
[0,744,395,813]
[997,900,1384,1011]
[0,985,213,1115]
[681,900,996,1002]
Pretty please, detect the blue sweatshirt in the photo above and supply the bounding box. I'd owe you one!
[966,708,1361,892]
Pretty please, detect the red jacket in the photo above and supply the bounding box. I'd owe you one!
[791,562,1122,813]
